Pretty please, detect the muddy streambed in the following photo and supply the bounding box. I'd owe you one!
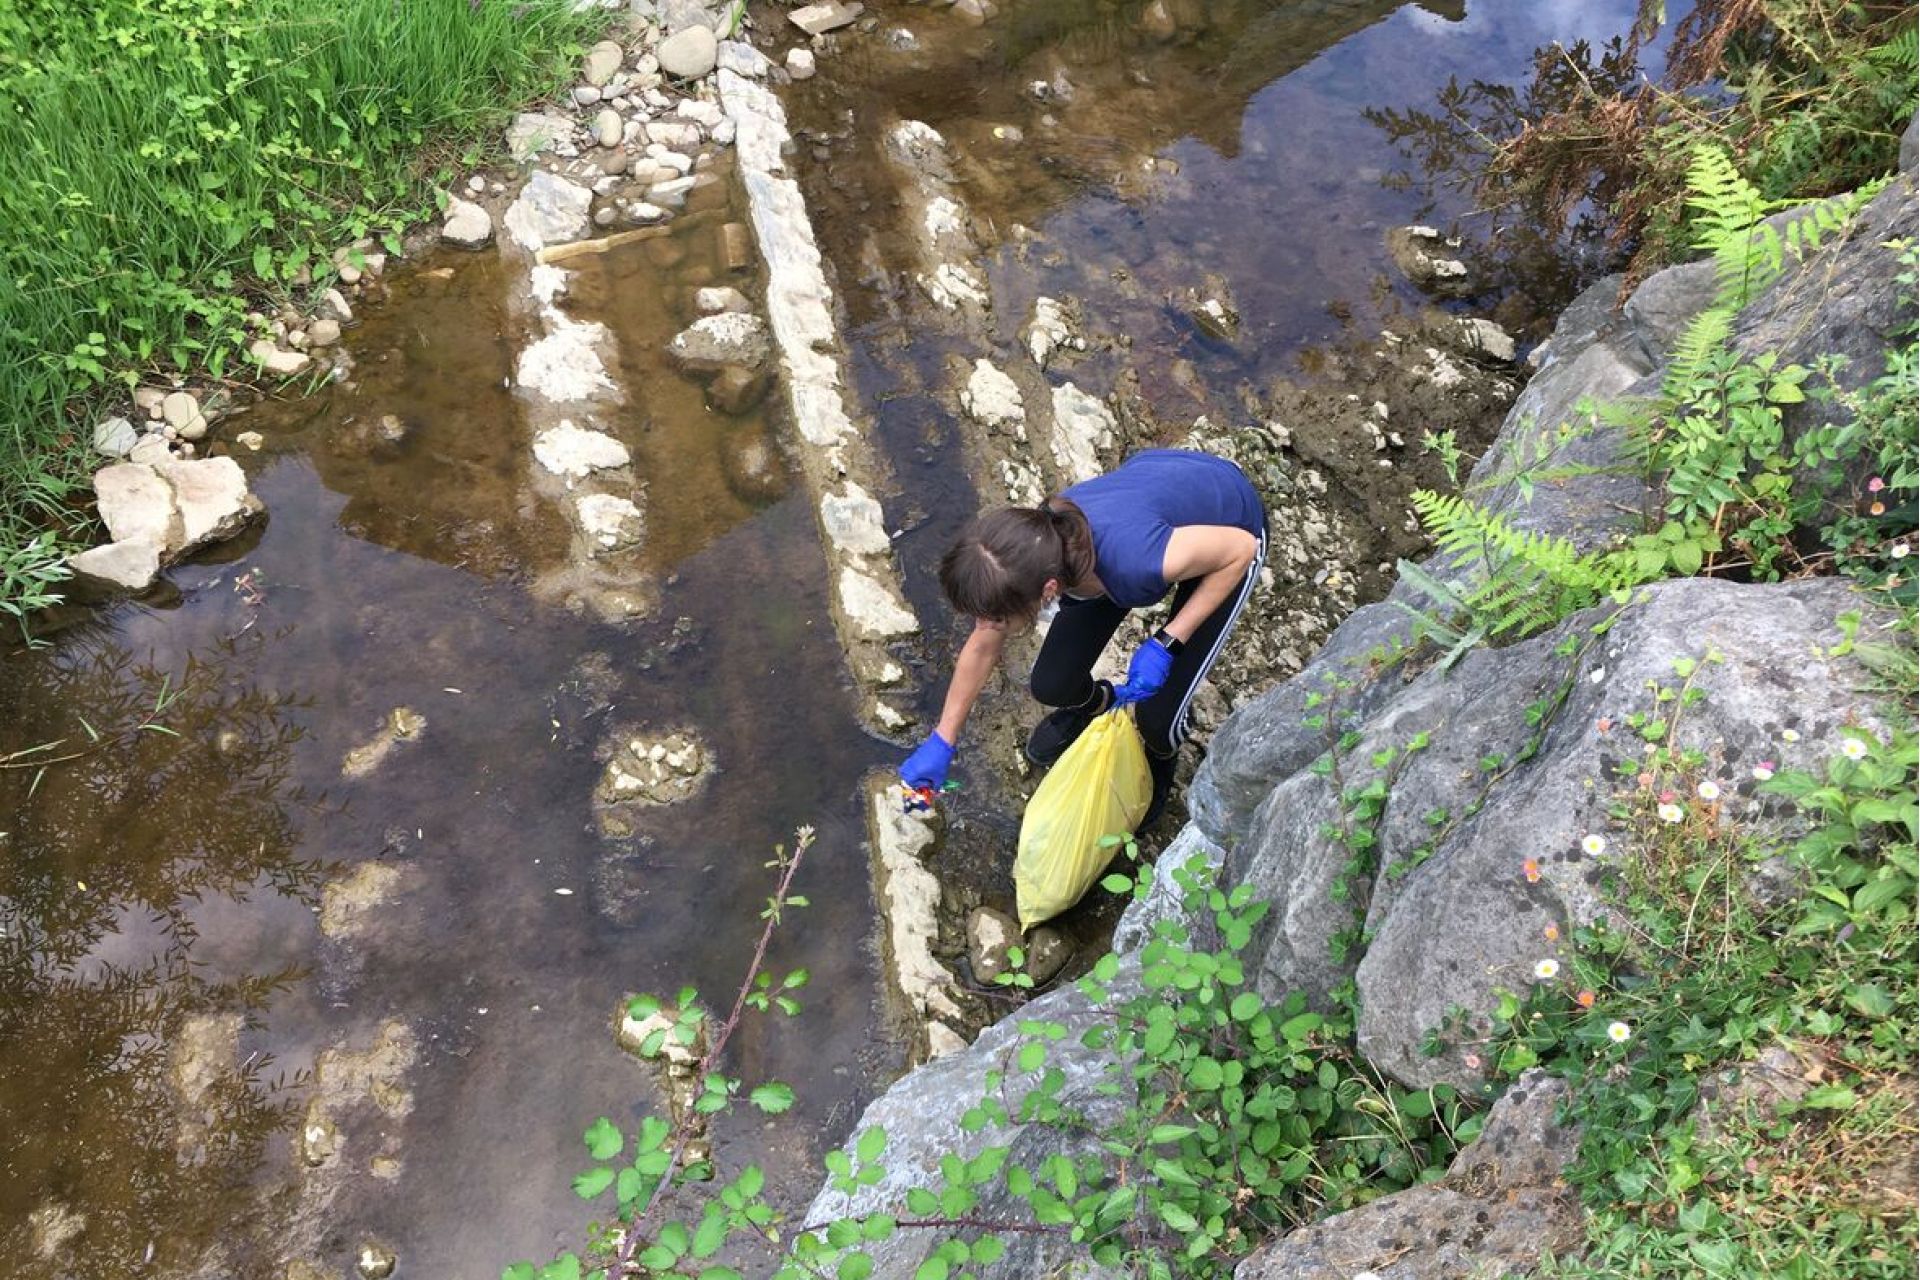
[2,0,1637,1275]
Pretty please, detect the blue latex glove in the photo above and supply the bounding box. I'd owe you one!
[900,731,955,790]
[1111,638,1176,706]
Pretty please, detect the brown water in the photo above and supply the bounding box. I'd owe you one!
[1,1,1641,1275]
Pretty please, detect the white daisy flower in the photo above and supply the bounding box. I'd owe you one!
[1696,780,1721,801]
[1534,958,1560,981]
[1893,543,1910,560]
[1581,833,1607,856]
[1607,1021,1632,1043]
[1657,802,1684,824]
[1781,728,1801,743]
[1841,738,1869,761]
[1751,761,1776,781]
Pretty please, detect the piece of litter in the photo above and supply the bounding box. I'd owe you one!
[554,888,574,896]
[444,687,463,694]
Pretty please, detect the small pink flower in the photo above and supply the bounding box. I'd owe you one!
[1868,476,1886,493]
[1752,761,1776,781]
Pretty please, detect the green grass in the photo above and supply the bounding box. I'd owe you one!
[0,0,604,613]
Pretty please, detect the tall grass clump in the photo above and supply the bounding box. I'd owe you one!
[0,0,601,611]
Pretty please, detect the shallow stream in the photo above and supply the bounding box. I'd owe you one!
[1,1,1635,1274]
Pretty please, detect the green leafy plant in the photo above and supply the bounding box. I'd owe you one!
[509,833,1485,1280]
[1461,630,1919,1278]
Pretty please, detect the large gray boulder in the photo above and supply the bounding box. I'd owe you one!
[803,964,1136,1280]
[1213,575,1882,1090]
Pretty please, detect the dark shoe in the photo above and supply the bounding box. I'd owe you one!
[1140,748,1179,830]
[1024,681,1112,766]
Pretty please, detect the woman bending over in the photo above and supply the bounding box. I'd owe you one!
[900,449,1267,827]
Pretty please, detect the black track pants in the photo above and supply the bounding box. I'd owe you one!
[1027,527,1268,757]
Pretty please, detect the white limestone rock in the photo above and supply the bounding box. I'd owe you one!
[504,171,593,251]
[534,422,632,480]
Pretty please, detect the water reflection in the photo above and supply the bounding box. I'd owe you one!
[0,630,320,1275]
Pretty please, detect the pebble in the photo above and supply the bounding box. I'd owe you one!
[161,391,199,429]
[307,318,342,348]
[593,108,622,148]
[594,207,617,227]
[93,416,138,458]
[467,174,487,194]
[573,85,603,107]
[786,48,817,80]
[236,431,265,451]
[658,25,719,80]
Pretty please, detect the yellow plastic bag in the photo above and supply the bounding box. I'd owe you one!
[1014,708,1152,930]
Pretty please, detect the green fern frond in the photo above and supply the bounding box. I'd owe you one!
[1409,491,1625,643]
[1660,306,1734,403]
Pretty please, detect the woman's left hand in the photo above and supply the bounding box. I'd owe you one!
[1112,637,1175,705]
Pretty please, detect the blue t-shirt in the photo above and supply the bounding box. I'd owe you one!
[1061,450,1264,608]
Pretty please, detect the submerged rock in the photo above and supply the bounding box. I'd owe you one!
[575,493,646,555]
[533,421,631,480]
[1386,224,1473,297]
[668,312,772,376]
[596,729,713,809]
[720,430,788,505]
[516,318,616,403]
[694,285,752,316]
[706,364,771,415]
[341,707,426,779]
[320,861,406,940]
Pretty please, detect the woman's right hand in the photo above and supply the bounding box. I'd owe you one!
[900,731,955,790]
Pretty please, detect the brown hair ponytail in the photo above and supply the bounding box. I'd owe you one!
[939,497,1094,623]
